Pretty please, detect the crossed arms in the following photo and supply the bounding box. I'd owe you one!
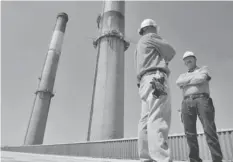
[176,66,211,88]
[146,34,176,62]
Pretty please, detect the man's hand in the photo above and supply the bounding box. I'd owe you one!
[176,73,192,88]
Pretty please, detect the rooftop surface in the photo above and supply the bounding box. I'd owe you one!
[2,151,232,162]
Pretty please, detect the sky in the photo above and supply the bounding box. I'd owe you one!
[1,1,233,146]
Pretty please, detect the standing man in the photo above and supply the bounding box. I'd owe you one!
[176,51,223,162]
[135,19,176,162]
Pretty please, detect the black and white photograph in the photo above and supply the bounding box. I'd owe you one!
[1,1,233,162]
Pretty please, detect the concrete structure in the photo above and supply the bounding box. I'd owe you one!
[2,151,189,162]
[88,0,129,141]
[2,129,233,161]
[24,13,68,145]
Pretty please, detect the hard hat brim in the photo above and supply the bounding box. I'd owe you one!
[183,55,196,60]
[138,25,158,35]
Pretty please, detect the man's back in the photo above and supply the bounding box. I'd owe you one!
[135,33,175,83]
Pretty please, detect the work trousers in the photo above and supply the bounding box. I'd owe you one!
[138,71,172,162]
[181,96,223,162]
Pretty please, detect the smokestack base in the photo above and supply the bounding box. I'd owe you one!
[57,12,69,22]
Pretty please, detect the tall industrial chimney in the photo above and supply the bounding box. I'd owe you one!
[24,13,68,145]
[88,0,129,141]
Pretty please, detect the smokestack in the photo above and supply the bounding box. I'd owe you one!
[88,0,129,140]
[24,13,68,145]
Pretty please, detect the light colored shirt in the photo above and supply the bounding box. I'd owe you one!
[176,66,211,97]
[134,33,176,84]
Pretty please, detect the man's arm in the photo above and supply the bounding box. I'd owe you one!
[176,73,194,88]
[188,66,211,85]
[148,35,176,62]
[134,50,140,88]
[162,43,176,62]
[134,50,138,72]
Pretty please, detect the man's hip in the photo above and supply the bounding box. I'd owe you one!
[137,68,169,88]
[183,93,210,100]
[138,70,169,101]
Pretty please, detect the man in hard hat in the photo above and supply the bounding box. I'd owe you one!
[134,19,176,162]
[176,51,223,162]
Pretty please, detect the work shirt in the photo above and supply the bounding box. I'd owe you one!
[134,33,176,84]
[176,66,211,97]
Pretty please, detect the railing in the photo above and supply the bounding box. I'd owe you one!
[2,129,233,161]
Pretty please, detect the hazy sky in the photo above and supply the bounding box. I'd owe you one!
[1,1,233,146]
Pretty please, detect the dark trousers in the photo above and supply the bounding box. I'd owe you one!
[181,96,223,162]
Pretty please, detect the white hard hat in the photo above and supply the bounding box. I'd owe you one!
[138,19,158,35]
[183,51,196,60]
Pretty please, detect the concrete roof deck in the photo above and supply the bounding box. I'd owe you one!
[2,151,232,162]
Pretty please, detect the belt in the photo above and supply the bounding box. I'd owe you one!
[184,93,209,100]
[140,68,168,80]
[144,70,165,77]
[137,69,167,88]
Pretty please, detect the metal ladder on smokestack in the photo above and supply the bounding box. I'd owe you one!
[86,1,105,142]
